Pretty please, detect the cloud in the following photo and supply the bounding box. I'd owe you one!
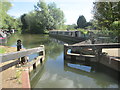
[37,72,75,88]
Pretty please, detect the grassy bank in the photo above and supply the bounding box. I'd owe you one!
[0,47,5,53]
[0,46,17,54]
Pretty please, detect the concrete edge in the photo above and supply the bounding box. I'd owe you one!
[22,67,31,89]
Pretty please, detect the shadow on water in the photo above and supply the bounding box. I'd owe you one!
[49,35,79,44]
[64,59,120,88]
[30,64,45,88]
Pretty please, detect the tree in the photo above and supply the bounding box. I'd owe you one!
[67,24,77,30]
[77,15,87,28]
[0,0,21,32]
[0,0,12,28]
[21,0,65,34]
[93,1,120,29]
[35,1,65,30]
[48,2,65,29]
[20,14,29,33]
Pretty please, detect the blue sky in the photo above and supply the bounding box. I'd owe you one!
[7,0,95,25]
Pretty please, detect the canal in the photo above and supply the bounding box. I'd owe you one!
[5,34,119,88]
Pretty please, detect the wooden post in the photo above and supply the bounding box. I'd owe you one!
[33,63,36,69]
[39,45,45,64]
[64,44,68,60]
[40,58,42,64]
[40,45,45,59]
[95,47,102,62]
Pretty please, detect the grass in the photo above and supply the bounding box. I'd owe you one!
[0,47,5,54]
[0,46,17,54]
[16,69,22,84]
[77,28,88,34]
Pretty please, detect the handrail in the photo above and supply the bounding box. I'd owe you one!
[0,46,44,63]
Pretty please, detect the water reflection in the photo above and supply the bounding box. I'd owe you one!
[64,60,119,88]
[30,64,45,88]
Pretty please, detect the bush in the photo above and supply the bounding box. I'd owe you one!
[77,28,88,35]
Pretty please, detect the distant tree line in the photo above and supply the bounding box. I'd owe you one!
[20,1,65,34]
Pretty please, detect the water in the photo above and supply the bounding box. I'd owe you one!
[5,34,119,88]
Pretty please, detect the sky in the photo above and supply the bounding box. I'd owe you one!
[7,0,95,25]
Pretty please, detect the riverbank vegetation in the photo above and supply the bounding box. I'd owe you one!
[0,47,5,53]
[0,46,17,54]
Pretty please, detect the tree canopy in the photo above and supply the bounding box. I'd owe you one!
[21,1,65,34]
[77,15,87,28]
[93,1,120,30]
[0,0,21,31]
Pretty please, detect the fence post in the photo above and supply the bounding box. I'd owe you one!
[40,45,45,59]
[40,58,43,64]
[95,47,102,62]
[39,45,45,64]
[33,63,36,69]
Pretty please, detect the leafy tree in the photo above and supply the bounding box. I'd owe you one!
[20,14,29,33]
[21,0,65,34]
[77,15,87,28]
[0,0,21,32]
[48,2,65,29]
[0,0,12,28]
[93,1,120,29]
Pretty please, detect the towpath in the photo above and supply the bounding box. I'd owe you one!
[0,46,22,89]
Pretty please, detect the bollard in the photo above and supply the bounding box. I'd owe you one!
[17,39,22,51]
[17,40,26,65]
[17,40,22,65]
